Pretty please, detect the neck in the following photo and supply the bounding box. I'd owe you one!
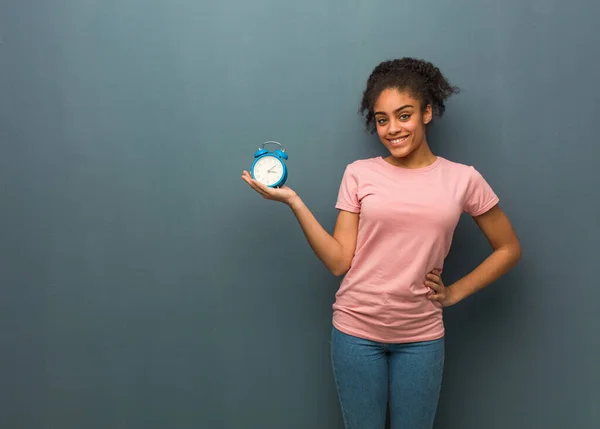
[385,140,437,169]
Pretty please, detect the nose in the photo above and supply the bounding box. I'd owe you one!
[388,118,402,135]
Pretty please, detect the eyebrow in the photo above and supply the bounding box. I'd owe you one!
[374,104,414,115]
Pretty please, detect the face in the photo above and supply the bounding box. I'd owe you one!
[373,88,432,159]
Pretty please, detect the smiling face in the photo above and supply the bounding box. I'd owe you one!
[373,88,433,162]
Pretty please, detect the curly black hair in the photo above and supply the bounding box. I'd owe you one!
[359,58,460,133]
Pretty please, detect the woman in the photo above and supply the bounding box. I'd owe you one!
[241,57,521,429]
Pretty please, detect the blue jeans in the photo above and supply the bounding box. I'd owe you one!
[330,326,444,429]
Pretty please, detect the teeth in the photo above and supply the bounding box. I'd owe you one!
[390,136,408,144]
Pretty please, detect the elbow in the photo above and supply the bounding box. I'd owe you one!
[330,262,351,277]
[331,268,347,277]
[513,243,523,265]
[515,243,523,261]
[510,237,523,264]
[328,246,354,277]
[501,241,522,269]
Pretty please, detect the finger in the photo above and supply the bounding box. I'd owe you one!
[253,182,273,197]
[241,172,254,185]
[242,176,262,191]
[428,269,442,277]
[241,172,264,189]
[244,178,271,197]
[241,171,262,186]
[254,186,271,198]
[426,273,440,283]
[257,185,278,200]
[429,293,443,302]
[425,280,441,292]
[241,171,270,189]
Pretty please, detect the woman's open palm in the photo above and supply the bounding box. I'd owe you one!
[241,170,298,205]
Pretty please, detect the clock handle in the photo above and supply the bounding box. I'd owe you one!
[261,141,288,160]
[262,141,284,151]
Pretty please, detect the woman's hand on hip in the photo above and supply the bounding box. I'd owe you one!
[425,269,458,307]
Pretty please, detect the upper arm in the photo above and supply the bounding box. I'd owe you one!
[473,204,521,256]
[332,209,360,273]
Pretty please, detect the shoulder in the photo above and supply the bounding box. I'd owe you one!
[437,156,476,174]
[347,156,381,167]
[438,157,499,214]
[437,156,488,183]
[343,157,382,174]
[337,157,381,190]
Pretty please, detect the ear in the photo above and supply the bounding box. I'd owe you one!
[423,104,433,124]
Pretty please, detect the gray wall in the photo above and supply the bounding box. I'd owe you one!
[1,1,598,428]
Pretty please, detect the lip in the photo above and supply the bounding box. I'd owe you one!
[387,135,410,146]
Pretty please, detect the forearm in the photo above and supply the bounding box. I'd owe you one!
[288,196,348,276]
[448,245,521,304]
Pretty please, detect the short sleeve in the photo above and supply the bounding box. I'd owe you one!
[335,164,361,213]
[463,166,499,216]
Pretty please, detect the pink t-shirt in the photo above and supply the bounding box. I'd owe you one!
[333,156,499,343]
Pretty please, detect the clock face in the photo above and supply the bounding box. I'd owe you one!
[253,155,284,186]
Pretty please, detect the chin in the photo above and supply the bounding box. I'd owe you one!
[387,144,415,158]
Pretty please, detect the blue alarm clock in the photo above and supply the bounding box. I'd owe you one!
[250,141,289,188]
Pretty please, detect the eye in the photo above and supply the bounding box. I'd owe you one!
[399,114,411,120]
[376,118,388,125]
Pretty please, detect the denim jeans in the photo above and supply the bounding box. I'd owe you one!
[331,326,444,429]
